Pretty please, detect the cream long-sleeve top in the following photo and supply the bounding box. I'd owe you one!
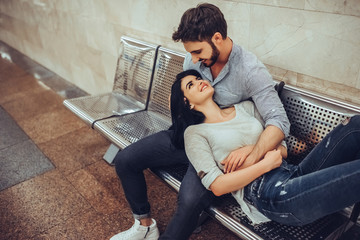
[184,101,286,224]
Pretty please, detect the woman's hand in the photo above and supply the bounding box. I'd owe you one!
[221,145,254,173]
[261,149,282,172]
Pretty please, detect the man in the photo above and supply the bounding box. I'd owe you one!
[110,3,290,240]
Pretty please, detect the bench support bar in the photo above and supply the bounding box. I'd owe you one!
[103,143,120,165]
[193,211,210,234]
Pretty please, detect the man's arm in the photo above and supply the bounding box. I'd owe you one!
[211,149,282,196]
[242,64,290,166]
[240,125,284,168]
[222,125,286,172]
[222,65,290,172]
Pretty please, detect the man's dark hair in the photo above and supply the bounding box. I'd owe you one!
[172,3,227,43]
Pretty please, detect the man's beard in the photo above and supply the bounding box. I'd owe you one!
[202,41,220,68]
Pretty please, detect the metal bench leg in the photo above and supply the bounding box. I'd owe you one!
[344,203,360,232]
[337,202,360,240]
[349,202,360,224]
[193,211,210,234]
[103,143,120,165]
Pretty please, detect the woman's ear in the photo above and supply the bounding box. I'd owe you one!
[184,97,194,110]
[168,94,171,110]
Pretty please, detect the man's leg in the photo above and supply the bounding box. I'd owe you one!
[160,164,216,240]
[114,130,188,220]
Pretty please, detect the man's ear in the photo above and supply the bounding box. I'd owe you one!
[212,32,223,43]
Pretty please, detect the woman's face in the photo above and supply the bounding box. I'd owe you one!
[180,75,214,106]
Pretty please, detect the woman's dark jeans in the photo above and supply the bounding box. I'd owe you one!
[114,130,213,239]
[246,115,360,226]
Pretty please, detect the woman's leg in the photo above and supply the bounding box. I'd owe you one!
[258,159,360,226]
[298,115,360,175]
[114,130,189,219]
[256,116,360,225]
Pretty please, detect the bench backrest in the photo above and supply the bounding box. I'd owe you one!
[281,85,360,163]
[147,47,186,119]
[113,36,158,104]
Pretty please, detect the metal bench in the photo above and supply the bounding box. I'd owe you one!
[63,36,158,127]
[93,47,184,163]
[63,37,360,240]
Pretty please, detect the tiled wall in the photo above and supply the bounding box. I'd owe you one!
[0,0,359,105]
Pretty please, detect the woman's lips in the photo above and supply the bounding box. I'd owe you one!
[200,84,208,92]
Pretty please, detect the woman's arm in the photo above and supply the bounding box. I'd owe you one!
[210,149,282,196]
[184,125,282,197]
[222,102,288,172]
[223,142,287,172]
[184,127,227,191]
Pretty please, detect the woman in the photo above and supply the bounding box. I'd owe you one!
[170,69,360,226]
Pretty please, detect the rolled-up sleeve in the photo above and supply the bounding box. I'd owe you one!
[244,100,288,150]
[246,66,290,137]
[184,127,224,190]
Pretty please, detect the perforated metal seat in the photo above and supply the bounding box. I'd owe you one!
[63,36,158,126]
[280,85,359,165]
[94,47,184,149]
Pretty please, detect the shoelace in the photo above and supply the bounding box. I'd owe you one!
[144,227,150,239]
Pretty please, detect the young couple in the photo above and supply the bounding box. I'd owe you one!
[110,3,360,240]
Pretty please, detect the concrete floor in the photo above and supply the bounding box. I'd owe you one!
[0,41,239,240]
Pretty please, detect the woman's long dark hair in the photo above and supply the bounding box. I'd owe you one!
[170,70,205,149]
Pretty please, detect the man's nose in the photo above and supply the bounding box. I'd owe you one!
[191,55,199,64]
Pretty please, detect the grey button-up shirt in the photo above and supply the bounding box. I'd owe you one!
[183,43,290,136]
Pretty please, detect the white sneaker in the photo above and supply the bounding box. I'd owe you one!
[110,219,160,240]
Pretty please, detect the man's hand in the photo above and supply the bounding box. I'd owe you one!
[238,143,287,170]
[221,145,254,173]
[260,149,282,172]
[241,125,285,169]
[237,156,257,170]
